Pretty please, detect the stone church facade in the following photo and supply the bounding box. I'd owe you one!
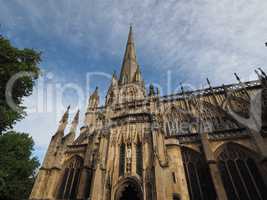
[30,27,267,200]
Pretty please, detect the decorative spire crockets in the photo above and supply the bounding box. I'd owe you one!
[69,109,79,133]
[57,105,70,132]
[119,26,142,85]
[60,105,70,123]
[87,87,99,110]
[111,71,118,87]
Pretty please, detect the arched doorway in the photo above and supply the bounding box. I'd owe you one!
[115,177,143,200]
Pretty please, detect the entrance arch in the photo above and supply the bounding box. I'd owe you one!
[114,177,143,200]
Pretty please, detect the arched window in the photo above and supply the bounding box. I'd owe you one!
[173,193,180,200]
[181,147,217,200]
[57,156,83,200]
[119,143,126,176]
[217,143,267,200]
[136,141,143,176]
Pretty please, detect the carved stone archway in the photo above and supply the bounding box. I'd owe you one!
[114,177,143,200]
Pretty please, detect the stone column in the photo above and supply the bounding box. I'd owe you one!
[77,136,94,199]
[200,132,227,200]
[46,168,61,199]
[176,147,190,200]
[143,131,150,200]
[132,142,137,176]
[76,167,93,200]
[29,168,47,199]
[90,135,106,200]
[250,129,267,157]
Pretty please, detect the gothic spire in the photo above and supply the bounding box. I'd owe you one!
[119,25,141,85]
[72,109,80,124]
[70,109,79,133]
[57,105,70,132]
[87,87,99,110]
[60,105,70,123]
[111,71,118,86]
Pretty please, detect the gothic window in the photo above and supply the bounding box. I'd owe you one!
[217,143,267,200]
[136,141,143,176]
[181,147,217,200]
[57,156,83,200]
[57,168,69,198]
[173,193,180,200]
[126,144,132,174]
[119,143,126,176]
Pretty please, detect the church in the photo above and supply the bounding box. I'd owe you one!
[30,27,267,200]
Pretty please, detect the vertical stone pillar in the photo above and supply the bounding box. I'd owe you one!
[143,130,150,200]
[176,147,190,200]
[29,169,47,199]
[77,136,94,200]
[250,129,267,157]
[46,168,61,199]
[112,143,120,185]
[76,167,93,200]
[151,128,171,200]
[200,132,227,200]
[90,134,106,200]
[132,142,137,175]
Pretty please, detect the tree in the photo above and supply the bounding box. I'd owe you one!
[0,131,40,200]
[0,35,41,134]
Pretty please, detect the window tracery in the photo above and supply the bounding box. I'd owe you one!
[57,156,83,200]
[181,147,217,200]
[217,143,267,200]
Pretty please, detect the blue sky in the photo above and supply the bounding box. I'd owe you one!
[1,0,267,162]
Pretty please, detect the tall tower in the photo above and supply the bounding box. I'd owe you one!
[115,26,146,104]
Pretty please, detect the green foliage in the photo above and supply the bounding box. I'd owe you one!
[0,35,41,133]
[0,131,40,200]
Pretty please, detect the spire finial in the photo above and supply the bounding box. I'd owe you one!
[149,84,155,96]
[258,68,267,78]
[112,70,117,77]
[234,73,241,82]
[60,105,70,123]
[180,82,185,94]
[127,24,134,44]
[91,86,98,96]
[206,78,211,87]
[255,69,262,79]
[72,109,79,124]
